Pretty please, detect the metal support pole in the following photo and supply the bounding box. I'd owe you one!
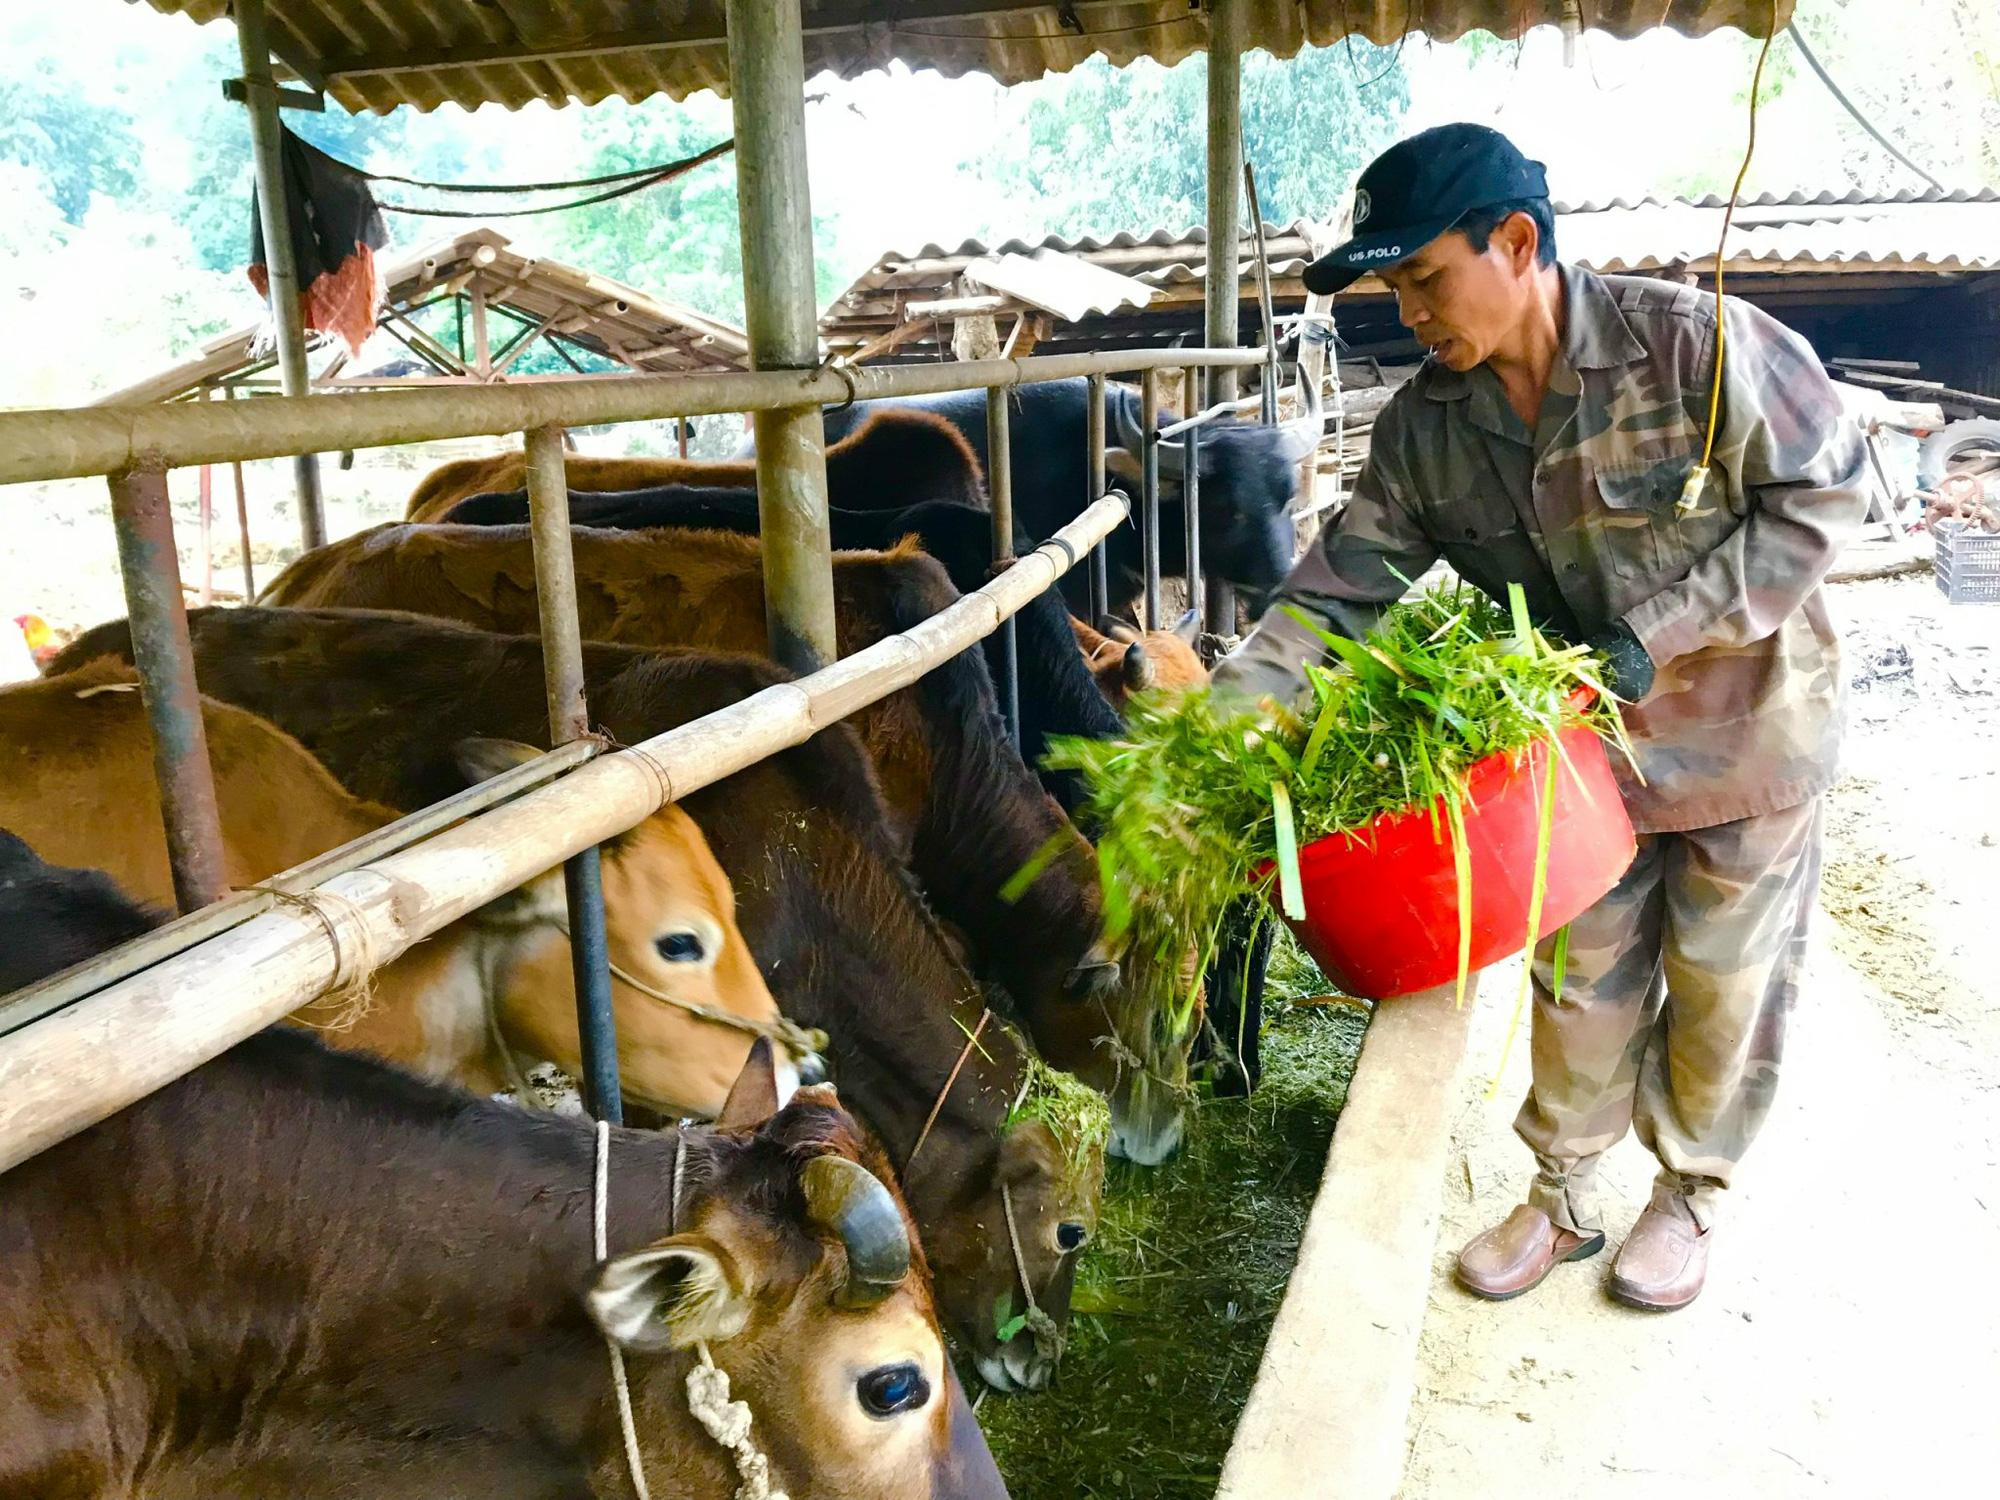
[727,0,837,677]
[1140,369,1162,632]
[1205,0,1243,636]
[235,0,326,552]
[108,469,228,914]
[986,387,1019,748]
[1086,371,1110,622]
[196,462,214,606]
[1206,0,1243,407]
[1183,367,1205,630]
[523,423,622,1123]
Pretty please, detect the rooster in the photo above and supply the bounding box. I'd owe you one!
[13,613,60,667]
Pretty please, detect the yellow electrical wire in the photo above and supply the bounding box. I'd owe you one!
[1681,0,1780,513]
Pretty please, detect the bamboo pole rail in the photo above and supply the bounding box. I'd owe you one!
[0,347,1263,489]
[0,496,1126,1177]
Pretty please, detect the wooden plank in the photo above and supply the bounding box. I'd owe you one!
[1217,982,1478,1500]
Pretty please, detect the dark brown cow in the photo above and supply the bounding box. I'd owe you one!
[257,526,1146,1143]
[404,406,987,523]
[0,850,1006,1498]
[54,608,1097,1392]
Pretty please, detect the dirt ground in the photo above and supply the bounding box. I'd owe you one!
[1399,573,2000,1498]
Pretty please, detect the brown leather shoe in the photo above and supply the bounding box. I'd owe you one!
[1455,1204,1606,1301]
[1609,1203,1710,1311]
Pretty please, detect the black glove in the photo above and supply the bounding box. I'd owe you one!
[1587,620,1655,701]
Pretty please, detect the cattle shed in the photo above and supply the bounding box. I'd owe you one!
[95,228,752,407]
[825,187,2000,403]
[3,4,1805,1495]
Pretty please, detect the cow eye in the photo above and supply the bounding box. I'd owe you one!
[857,1362,930,1418]
[654,931,706,963]
[1055,1221,1089,1254]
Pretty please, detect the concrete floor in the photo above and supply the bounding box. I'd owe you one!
[1399,578,2000,1499]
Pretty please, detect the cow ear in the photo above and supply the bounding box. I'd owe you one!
[716,1037,783,1132]
[453,737,543,786]
[588,1236,749,1353]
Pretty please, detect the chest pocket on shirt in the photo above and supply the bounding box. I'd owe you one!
[1593,457,1697,580]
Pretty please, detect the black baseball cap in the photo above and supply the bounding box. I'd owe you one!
[1302,124,1550,295]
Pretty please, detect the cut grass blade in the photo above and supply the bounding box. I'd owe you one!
[1270,781,1305,921]
[1486,741,1562,1099]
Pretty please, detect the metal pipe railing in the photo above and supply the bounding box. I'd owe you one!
[524,422,621,1123]
[1183,367,1206,630]
[0,496,1128,1177]
[0,347,1263,489]
[1086,370,1111,622]
[986,385,1020,749]
[107,469,228,912]
[1140,368,1162,631]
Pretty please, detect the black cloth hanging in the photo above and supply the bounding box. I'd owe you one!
[248,127,389,356]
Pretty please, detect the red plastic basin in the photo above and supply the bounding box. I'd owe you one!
[1275,716,1637,1001]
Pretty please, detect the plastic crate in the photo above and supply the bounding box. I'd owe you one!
[1934,521,2000,604]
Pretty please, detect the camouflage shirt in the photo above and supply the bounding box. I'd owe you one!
[1214,263,1871,834]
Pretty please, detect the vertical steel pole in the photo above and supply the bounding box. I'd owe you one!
[1205,0,1244,635]
[1182,367,1205,630]
[1086,371,1110,622]
[524,423,621,1124]
[985,387,1019,749]
[1140,369,1162,632]
[226,385,256,600]
[235,0,326,553]
[108,469,228,913]
[727,0,838,676]
[197,462,215,606]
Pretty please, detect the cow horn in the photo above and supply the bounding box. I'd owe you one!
[1111,387,1187,481]
[1273,354,1326,462]
[802,1154,910,1307]
[1122,640,1156,692]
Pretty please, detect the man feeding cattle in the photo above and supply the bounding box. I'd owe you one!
[1212,123,1868,1312]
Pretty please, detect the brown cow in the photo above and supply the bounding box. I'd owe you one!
[0,660,784,1117]
[0,852,1007,1500]
[1069,616,1210,710]
[52,609,1100,1392]
[258,527,1141,1129]
[405,406,987,522]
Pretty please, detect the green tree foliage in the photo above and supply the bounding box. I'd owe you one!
[0,59,139,222]
[968,41,1411,239]
[547,94,843,325]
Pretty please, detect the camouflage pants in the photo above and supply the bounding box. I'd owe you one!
[1515,797,1823,1235]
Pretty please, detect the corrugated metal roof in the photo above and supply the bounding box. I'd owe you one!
[136,2,1792,114]
[822,191,2000,359]
[96,228,749,405]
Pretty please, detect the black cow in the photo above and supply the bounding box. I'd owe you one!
[809,378,1319,615]
[442,487,1132,811]
[0,829,161,992]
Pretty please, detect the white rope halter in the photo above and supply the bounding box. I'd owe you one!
[593,1121,789,1500]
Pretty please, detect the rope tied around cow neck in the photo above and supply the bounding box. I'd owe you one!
[902,1008,992,1173]
[551,918,828,1061]
[1000,1179,1066,1367]
[594,1121,789,1500]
